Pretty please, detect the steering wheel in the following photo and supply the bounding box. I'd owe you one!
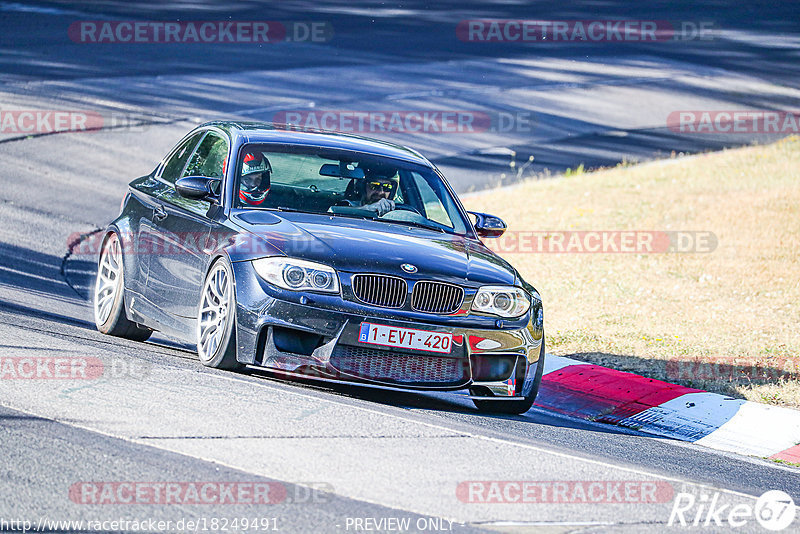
[392,203,422,216]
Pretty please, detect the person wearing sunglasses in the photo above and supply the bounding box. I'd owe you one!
[360,178,397,216]
[336,164,399,216]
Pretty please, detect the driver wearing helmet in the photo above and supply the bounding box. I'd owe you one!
[239,152,272,206]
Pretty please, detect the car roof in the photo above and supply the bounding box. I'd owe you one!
[199,121,432,167]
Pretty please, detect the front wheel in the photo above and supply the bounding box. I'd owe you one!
[472,339,545,415]
[94,232,152,342]
[196,258,241,370]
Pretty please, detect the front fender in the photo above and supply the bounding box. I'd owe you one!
[207,229,284,263]
[521,337,546,397]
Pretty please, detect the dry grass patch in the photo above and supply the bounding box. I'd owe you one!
[462,136,800,407]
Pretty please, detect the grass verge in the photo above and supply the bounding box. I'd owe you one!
[462,136,800,407]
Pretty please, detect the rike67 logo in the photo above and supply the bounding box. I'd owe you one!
[669,490,796,531]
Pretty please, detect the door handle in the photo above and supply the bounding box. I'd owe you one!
[154,206,168,221]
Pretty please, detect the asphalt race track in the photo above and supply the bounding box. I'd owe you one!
[1,1,799,532]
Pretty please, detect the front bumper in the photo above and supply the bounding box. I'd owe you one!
[230,260,543,398]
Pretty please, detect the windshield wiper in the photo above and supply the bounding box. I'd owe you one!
[326,206,374,220]
[377,218,447,233]
[327,209,446,232]
[263,206,303,212]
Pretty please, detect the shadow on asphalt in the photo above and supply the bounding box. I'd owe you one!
[0,414,54,422]
[3,1,799,85]
[0,242,78,301]
[2,2,799,190]
[0,241,97,327]
[241,366,660,437]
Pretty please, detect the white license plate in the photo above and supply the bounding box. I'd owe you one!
[358,322,452,354]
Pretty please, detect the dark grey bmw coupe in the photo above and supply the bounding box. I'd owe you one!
[94,121,545,413]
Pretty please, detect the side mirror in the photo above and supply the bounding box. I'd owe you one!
[469,211,507,238]
[175,176,221,203]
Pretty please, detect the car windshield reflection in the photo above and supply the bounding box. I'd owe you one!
[234,144,468,235]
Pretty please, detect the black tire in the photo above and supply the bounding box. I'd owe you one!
[94,232,153,342]
[472,338,545,415]
[196,257,241,370]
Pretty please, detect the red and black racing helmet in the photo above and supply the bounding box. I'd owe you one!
[239,152,272,205]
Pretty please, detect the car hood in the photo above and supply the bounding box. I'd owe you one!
[230,211,517,285]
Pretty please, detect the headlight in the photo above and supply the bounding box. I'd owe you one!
[471,286,530,318]
[252,257,340,293]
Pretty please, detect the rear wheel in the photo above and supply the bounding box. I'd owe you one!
[93,232,152,342]
[472,339,545,415]
[196,258,241,370]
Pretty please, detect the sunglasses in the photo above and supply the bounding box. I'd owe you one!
[368,181,394,192]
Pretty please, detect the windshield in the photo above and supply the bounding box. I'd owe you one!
[234,144,469,235]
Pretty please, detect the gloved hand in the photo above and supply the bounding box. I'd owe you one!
[363,198,395,217]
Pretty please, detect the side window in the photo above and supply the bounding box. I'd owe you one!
[183,132,228,179]
[160,133,203,184]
